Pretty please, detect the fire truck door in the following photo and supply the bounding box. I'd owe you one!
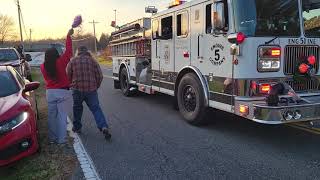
[175,10,191,72]
[158,15,175,93]
[190,4,204,69]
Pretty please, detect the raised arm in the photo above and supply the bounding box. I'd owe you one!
[60,29,74,65]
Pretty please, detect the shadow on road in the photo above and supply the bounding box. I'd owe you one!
[133,91,319,141]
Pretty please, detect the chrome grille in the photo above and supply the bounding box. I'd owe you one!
[285,78,319,92]
[284,46,319,75]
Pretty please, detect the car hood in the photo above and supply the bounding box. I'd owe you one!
[0,93,28,123]
[0,60,20,66]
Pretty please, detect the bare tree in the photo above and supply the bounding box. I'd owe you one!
[0,15,15,45]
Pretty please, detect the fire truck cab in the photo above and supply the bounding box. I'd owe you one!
[112,0,320,125]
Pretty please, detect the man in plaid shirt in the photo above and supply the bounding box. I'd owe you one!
[67,46,111,140]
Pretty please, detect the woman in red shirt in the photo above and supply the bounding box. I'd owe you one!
[40,29,74,144]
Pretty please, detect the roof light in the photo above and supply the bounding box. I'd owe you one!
[169,0,186,8]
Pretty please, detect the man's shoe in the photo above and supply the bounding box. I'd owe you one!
[72,127,81,134]
[102,128,111,140]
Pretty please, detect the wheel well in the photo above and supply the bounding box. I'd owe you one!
[174,67,209,107]
[174,68,196,97]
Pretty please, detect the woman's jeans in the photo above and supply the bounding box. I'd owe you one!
[72,90,108,131]
[46,89,72,144]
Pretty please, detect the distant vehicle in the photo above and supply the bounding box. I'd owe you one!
[0,48,32,81]
[0,66,40,166]
[24,43,65,67]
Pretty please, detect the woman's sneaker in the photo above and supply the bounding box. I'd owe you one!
[102,128,111,140]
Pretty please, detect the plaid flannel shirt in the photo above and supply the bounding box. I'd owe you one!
[67,54,103,92]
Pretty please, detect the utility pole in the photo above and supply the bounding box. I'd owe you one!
[29,29,32,42]
[16,0,24,46]
[114,9,117,31]
[89,20,99,53]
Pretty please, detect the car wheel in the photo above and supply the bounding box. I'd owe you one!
[177,73,208,125]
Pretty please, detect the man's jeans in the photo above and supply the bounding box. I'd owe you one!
[72,90,108,131]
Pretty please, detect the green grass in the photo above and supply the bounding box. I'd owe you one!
[96,55,112,67]
[0,68,77,180]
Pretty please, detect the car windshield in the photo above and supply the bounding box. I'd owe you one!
[303,0,320,37]
[233,0,300,37]
[0,49,19,62]
[0,71,19,97]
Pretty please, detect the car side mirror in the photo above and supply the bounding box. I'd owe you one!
[24,82,40,92]
[25,54,32,62]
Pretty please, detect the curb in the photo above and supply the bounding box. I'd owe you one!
[67,118,102,180]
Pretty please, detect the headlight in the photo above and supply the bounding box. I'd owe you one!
[258,46,281,72]
[0,112,28,135]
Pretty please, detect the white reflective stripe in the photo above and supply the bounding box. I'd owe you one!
[209,100,233,113]
[159,88,174,96]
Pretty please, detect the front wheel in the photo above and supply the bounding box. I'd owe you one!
[177,73,208,125]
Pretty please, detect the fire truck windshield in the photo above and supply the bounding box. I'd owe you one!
[303,0,320,37]
[233,0,300,37]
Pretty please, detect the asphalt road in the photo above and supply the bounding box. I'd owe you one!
[77,66,320,180]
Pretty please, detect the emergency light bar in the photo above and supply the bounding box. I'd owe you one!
[169,0,186,8]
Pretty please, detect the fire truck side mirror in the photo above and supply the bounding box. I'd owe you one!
[213,2,226,32]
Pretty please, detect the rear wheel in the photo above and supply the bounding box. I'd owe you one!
[120,68,132,96]
[177,73,208,125]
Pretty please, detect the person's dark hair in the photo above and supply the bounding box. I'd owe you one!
[44,48,60,80]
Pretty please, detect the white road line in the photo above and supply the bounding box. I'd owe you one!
[67,117,102,180]
[103,74,113,79]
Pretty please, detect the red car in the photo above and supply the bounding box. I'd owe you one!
[0,66,40,166]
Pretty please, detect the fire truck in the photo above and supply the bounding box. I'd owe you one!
[111,0,320,125]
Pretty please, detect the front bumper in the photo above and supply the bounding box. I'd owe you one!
[0,117,38,166]
[235,95,320,124]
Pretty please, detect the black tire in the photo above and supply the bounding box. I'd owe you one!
[172,97,179,111]
[114,80,120,89]
[120,68,131,96]
[177,73,208,125]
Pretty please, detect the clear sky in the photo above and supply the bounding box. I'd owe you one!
[1,0,172,40]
